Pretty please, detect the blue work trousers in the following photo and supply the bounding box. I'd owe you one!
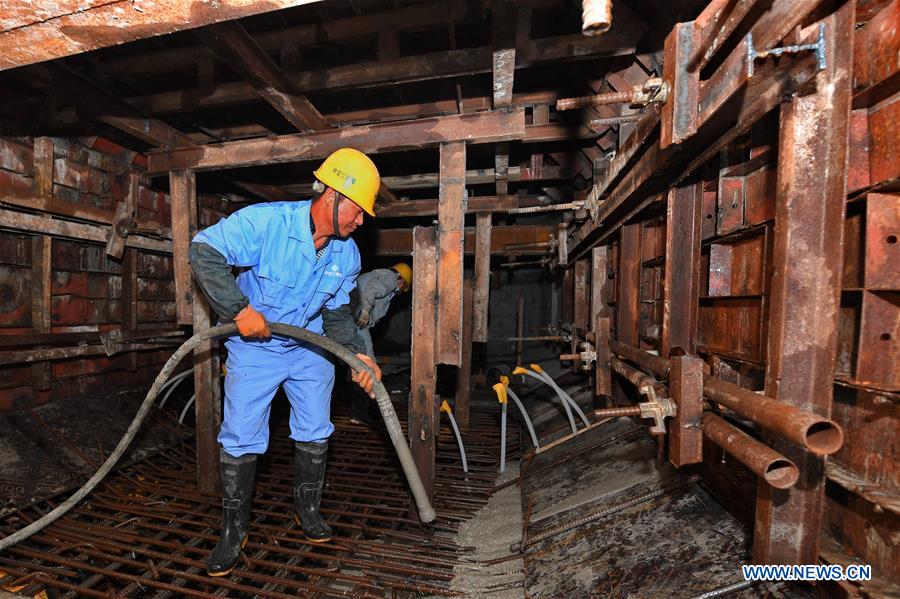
[219,339,335,457]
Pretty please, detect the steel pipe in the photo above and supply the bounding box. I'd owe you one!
[702,414,799,489]
[608,339,843,455]
[702,377,843,456]
[609,340,669,377]
[610,357,658,399]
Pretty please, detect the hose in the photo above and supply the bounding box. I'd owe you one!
[500,400,507,474]
[506,387,540,451]
[513,367,578,434]
[179,394,196,424]
[530,365,591,428]
[440,401,468,474]
[0,322,435,553]
[157,367,194,409]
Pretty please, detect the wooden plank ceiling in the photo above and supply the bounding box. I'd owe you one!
[0,0,703,219]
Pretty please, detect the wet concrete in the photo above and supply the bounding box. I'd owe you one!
[0,390,190,517]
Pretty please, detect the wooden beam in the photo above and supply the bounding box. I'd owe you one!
[0,0,326,71]
[64,91,557,141]
[753,4,852,566]
[435,141,466,366]
[690,0,766,74]
[100,0,495,78]
[33,137,53,198]
[472,213,492,343]
[660,22,699,149]
[30,235,52,392]
[591,247,610,396]
[494,150,510,196]
[661,180,702,355]
[378,196,517,218]
[121,248,139,332]
[193,289,222,493]
[616,223,641,347]
[148,109,525,173]
[376,225,552,256]
[20,64,195,149]
[284,164,570,195]
[668,355,704,467]
[573,259,590,333]
[0,208,170,253]
[595,316,612,397]
[455,280,474,429]
[169,170,196,325]
[230,180,295,203]
[199,21,329,132]
[106,172,139,259]
[572,258,590,373]
[492,0,518,109]
[128,30,643,116]
[31,135,55,387]
[590,245,609,323]
[492,0,517,196]
[410,226,438,517]
[0,191,170,239]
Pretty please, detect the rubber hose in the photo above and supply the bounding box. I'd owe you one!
[506,387,540,451]
[533,369,591,428]
[0,322,435,553]
[519,369,578,435]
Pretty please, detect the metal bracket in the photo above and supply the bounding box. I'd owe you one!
[639,396,677,435]
[631,77,669,106]
[746,23,826,77]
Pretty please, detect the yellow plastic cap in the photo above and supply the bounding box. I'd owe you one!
[530,363,543,373]
[512,366,527,375]
[440,400,452,414]
[493,383,508,404]
[313,148,380,217]
[392,263,412,292]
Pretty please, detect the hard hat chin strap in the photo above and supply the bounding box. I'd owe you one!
[332,191,342,238]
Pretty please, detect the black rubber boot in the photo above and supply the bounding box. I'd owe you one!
[206,451,257,577]
[293,441,333,542]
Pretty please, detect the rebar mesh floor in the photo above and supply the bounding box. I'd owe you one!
[0,405,518,598]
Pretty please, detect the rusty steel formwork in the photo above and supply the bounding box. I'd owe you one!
[0,407,518,598]
[547,0,900,591]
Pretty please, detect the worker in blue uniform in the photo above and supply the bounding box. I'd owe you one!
[333,263,412,426]
[188,148,383,577]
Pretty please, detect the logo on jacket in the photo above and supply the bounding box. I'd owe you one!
[323,263,343,278]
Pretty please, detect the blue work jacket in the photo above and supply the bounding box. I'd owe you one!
[192,200,360,352]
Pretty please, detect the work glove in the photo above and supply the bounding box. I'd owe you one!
[233,305,271,338]
[352,354,382,398]
[355,309,371,328]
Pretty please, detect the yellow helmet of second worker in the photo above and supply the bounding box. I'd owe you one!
[392,263,412,292]
[313,148,380,217]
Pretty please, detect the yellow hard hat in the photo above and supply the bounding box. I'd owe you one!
[313,148,380,217]
[392,263,412,292]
